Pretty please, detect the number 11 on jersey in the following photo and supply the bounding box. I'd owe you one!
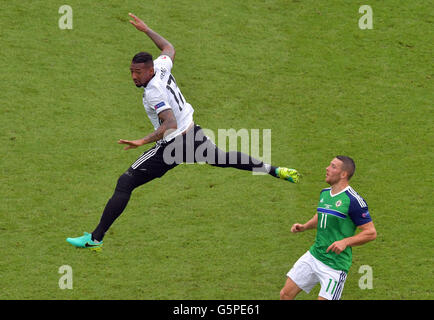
[319,213,327,229]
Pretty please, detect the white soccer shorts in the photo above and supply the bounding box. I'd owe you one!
[286,251,347,300]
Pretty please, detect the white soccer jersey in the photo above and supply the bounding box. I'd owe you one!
[142,55,194,142]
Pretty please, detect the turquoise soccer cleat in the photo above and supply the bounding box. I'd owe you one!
[66,232,103,250]
[276,167,301,183]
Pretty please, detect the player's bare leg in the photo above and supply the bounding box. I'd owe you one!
[280,277,302,300]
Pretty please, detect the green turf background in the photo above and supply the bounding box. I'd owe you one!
[0,0,432,299]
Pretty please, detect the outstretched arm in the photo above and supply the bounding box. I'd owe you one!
[118,109,177,150]
[291,214,318,233]
[129,13,176,62]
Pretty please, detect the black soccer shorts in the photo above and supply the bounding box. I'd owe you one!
[128,124,266,183]
[129,124,212,178]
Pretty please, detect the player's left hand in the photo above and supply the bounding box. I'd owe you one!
[128,13,149,33]
[326,239,348,255]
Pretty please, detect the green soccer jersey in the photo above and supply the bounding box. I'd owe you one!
[309,186,372,272]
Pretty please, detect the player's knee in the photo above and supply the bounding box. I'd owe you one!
[115,170,137,194]
[279,289,285,300]
[280,278,299,300]
[280,288,290,300]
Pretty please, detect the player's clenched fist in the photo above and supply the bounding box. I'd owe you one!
[291,223,305,233]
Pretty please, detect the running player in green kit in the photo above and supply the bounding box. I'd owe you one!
[280,156,377,300]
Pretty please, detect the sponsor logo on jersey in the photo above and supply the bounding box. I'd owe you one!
[154,101,166,110]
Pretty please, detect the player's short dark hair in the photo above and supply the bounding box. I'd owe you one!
[132,52,153,66]
[336,155,356,180]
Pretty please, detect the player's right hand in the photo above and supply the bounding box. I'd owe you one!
[291,223,305,233]
[128,13,149,33]
[118,139,145,150]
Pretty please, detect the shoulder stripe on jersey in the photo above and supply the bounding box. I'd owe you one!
[317,207,346,219]
[347,187,367,208]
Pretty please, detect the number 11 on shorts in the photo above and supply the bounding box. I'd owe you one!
[326,278,337,295]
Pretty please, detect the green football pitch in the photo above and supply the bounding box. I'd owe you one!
[0,0,432,300]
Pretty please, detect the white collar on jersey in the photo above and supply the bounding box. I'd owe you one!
[329,185,350,197]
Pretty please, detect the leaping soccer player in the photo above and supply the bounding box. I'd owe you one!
[66,13,300,249]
